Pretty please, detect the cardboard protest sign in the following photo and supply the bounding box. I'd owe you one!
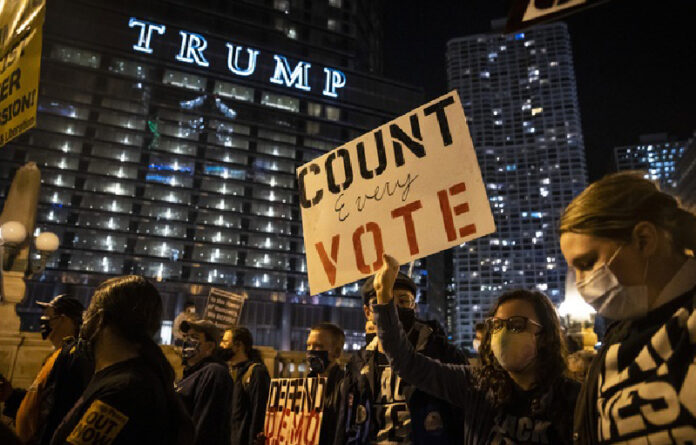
[298,90,495,295]
[264,377,325,445]
[203,287,247,330]
[0,1,44,147]
[506,0,610,32]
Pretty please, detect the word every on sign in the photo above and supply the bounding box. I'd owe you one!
[128,18,347,98]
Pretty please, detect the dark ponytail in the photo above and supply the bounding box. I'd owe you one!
[88,276,194,444]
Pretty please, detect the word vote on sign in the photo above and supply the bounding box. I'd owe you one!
[298,91,495,295]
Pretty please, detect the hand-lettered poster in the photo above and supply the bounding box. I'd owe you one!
[203,287,247,330]
[298,90,495,295]
[264,377,325,445]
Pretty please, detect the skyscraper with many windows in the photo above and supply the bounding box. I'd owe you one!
[446,21,587,347]
[614,133,688,189]
[0,0,423,350]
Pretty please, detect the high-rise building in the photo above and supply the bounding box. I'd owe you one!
[0,0,423,350]
[675,135,696,208]
[614,133,689,189]
[445,21,587,348]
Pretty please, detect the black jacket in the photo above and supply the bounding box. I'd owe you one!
[229,359,271,445]
[573,286,696,444]
[374,303,580,445]
[345,315,469,444]
[177,356,234,445]
[318,364,348,445]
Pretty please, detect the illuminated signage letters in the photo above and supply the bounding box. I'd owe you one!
[128,17,346,98]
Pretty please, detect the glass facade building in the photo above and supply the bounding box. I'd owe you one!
[446,22,588,348]
[0,0,423,350]
[614,134,688,189]
[675,136,696,209]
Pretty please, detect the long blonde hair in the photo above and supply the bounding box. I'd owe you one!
[560,171,696,256]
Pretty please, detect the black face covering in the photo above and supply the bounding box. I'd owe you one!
[39,316,52,340]
[306,350,330,377]
[397,307,416,332]
[218,347,236,362]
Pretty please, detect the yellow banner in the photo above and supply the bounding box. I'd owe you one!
[0,23,42,147]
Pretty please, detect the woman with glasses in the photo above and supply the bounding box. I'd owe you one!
[371,254,580,444]
[559,172,696,444]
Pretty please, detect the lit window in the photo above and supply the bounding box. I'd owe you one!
[327,19,338,31]
[325,106,340,121]
[329,0,342,8]
[214,81,254,101]
[51,44,100,68]
[163,69,206,91]
[261,92,299,112]
[273,0,290,13]
[308,102,322,117]
[109,58,151,79]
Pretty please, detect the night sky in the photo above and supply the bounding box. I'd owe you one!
[382,0,696,182]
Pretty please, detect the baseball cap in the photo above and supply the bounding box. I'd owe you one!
[360,272,417,306]
[180,319,222,344]
[36,294,84,323]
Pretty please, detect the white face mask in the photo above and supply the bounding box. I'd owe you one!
[491,329,537,372]
[576,245,650,320]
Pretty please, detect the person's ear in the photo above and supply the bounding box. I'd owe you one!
[363,305,371,321]
[632,221,659,258]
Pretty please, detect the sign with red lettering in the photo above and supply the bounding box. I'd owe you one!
[298,90,495,295]
[264,377,325,445]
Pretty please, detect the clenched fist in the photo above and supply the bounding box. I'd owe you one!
[374,254,400,305]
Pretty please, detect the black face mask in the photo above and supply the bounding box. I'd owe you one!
[397,307,416,332]
[39,316,53,340]
[306,350,330,377]
[218,347,236,362]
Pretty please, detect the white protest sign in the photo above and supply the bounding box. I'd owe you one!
[298,90,495,295]
[264,377,325,445]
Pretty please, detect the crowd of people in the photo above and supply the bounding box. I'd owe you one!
[0,171,694,444]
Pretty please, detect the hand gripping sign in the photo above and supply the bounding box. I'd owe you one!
[264,377,326,445]
[298,90,495,295]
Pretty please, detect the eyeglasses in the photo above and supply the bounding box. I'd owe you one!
[485,316,543,333]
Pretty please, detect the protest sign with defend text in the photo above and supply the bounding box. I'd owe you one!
[298,90,495,295]
[203,287,247,330]
[264,377,326,445]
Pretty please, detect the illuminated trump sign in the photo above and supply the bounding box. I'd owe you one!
[128,17,347,98]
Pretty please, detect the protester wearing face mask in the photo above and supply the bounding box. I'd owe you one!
[49,276,194,445]
[372,254,580,444]
[1,295,93,445]
[348,269,468,444]
[307,322,349,445]
[559,171,696,444]
[219,327,270,445]
[176,320,233,445]
[173,302,199,346]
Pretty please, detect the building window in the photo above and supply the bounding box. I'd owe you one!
[327,19,338,31]
[329,0,342,8]
[258,129,296,144]
[325,106,341,121]
[163,69,206,91]
[307,102,322,117]
[214,81,254,102]
[50,44,100,68]
[261,92,299,112]
[108,58,152,79]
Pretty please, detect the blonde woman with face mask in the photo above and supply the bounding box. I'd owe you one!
[560,171,696,444]
[372,254,580,444]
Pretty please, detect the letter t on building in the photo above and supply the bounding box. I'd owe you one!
[129,18,166,54]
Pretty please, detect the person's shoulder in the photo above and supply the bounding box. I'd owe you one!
[556,376,582,402]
